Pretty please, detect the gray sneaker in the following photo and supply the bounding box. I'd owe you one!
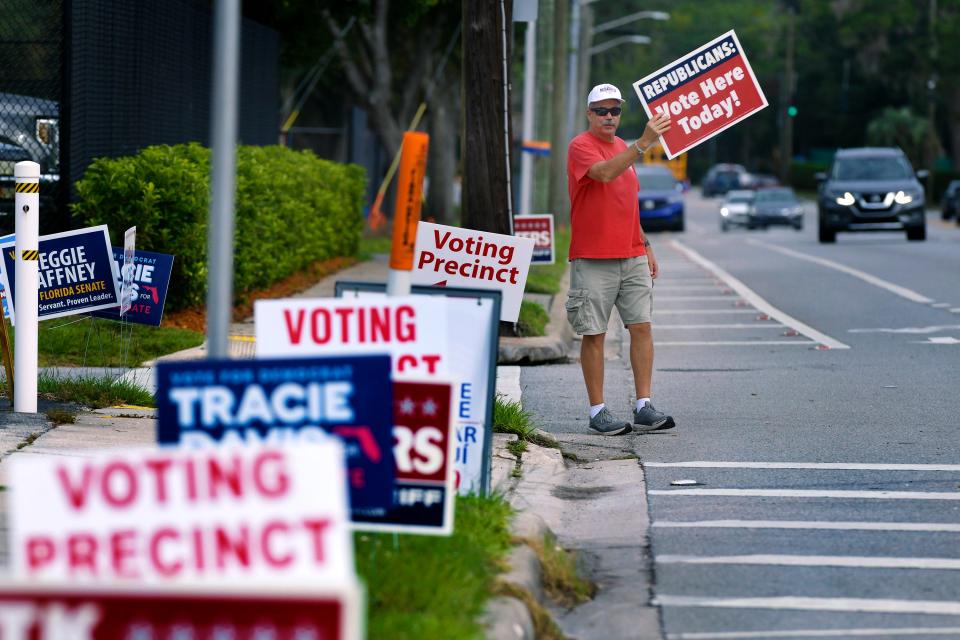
[589,407,632,436]
[633,401,676,432]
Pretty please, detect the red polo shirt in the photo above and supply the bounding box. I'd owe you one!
[567,131,645,260]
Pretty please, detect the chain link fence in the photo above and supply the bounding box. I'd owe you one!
[0,0,64,232]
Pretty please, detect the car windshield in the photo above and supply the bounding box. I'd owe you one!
[638,174,676,191]
[754,189,796,203]
[726,191,753,203]
[832,156,913,181]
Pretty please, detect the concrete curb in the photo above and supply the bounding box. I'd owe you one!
[498,265,573,364]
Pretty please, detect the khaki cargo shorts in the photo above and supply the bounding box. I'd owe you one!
[565,256,653,335]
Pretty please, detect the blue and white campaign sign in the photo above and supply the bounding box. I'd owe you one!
[93,247,175,326]
[155,355,396,516]
[0,232,12,319]
[0,225,120,324]
[120,226,136,316]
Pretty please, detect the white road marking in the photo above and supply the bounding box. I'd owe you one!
[920,337,960,345]
[746,239,935,304]
[932,303,952,308]
[649,488,960,500]
[656,324,786,329]
[950,308,960,313]
[653,595,960,616]
[652,520,960,533]
[645,461,960,471]
[849,325,960,334]
[657,554,960,570]
[669,240,850,349]
[655,341,814,347]
[654,309,758,315]
[667,627,960,639]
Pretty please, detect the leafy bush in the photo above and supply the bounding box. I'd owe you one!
[789,161,829,192]
[72,143,366,310]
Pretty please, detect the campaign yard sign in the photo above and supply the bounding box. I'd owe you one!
[8,441,355,587]
[354,380,456,535]
[255,296,449,379]
[0,225,120,324]
[633,30,768,159]
[411,221,534,322]
[120,226,136,316]
[93,248,174,326]
[156,355,395,517]
[0,584,361,640]
[514,214,555,265]
[336,283,501,497]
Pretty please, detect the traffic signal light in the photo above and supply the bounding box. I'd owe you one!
[787,105,798,117]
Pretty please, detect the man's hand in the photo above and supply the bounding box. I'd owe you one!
[647,245,659,279]
[637,112,671,150]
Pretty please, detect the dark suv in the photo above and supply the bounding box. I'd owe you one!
[816,148,927,243]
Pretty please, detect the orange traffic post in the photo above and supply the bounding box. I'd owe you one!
[386,131,429,296]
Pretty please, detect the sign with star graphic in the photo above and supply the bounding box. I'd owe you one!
[353,380,456,535]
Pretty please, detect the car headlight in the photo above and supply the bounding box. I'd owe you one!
[791,206,803,216]
[835,192,855,206]
[893,190,914,205]
[720,207,729,217]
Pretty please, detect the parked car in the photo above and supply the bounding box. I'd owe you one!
[719,189,755,231]
[816,147,927,243]
[941,179,960,220]
[702,163,748,197]
[0,92,60,229]
[745,173,779,189]
[748,187,804,230]
[637,164,684,232]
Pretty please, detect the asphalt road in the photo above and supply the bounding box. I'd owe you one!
[521,189,960,638]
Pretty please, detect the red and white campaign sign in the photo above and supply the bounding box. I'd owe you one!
[514,214,555,265]
[633,30,768,159]
[0,583,360,640]
[411,222,534,322]
[255,296,449,377]
[8,442,355,587]
[354,380,456,535]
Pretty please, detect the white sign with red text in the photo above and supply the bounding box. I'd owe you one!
[254,296,449,378]
[9,442,355,587]
[411,222,534,322]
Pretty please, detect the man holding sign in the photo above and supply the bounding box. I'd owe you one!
[566,83,675,436]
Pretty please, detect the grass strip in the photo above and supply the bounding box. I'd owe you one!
[494,581,569,640]
[523,532,596,608]
[524,226,571,295]
[357,494,513,640]
[494,396,558,450]
[32,373,155,409]
[357,232,394,261]
[516,300,549,337]
[23,317,204,368]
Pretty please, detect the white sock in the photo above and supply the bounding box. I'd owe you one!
[636,397,651,411]
[589,403,605,419]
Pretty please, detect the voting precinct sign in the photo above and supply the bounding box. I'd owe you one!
[255,296,450,379]
[514,214,555,265]
[633,30,767,159]
[411,221,534,322]
[337,283,501,496]
[93,247,175,326]
[155,355,395,516]
[0,584,361,640]
[0,224,121,324]
[8,441,355,587]
[353,380,456,535]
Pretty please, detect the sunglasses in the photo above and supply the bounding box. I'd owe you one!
[590,107,622,116]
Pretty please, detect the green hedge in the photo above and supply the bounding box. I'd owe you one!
[71,143,366,310]
[789,161,829,192]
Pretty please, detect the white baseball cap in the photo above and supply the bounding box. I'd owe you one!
[587,83,625,106]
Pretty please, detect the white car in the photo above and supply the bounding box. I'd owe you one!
[719,190,756,231]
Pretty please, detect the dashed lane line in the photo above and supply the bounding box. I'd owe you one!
[669,240,849,349]
[649,488,960,500]
[657,554,960,570]
[746,239,935,305]
[666,627,960,639]
[645,461,960,471]
[653,520,960,533]
[653,595,960,616]
[654,341,812,346]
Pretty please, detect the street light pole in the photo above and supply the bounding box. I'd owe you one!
[520,19,537,216]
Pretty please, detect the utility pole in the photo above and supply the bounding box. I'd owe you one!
[518,9,537,216]
[462,0,514,235]
[779,3,795,184]
[549,0,569,225]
